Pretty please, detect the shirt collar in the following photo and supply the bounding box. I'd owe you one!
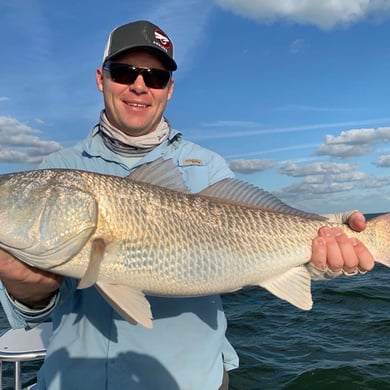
[83,124,182,169]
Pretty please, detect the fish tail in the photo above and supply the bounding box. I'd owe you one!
[366,213,390,268]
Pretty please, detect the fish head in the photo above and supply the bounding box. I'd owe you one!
[0,170,98,269]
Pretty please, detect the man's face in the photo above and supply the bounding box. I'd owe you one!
[96,50,174,136]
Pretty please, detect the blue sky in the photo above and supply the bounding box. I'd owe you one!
[1,0,390,214]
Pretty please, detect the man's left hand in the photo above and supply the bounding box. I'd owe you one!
[310,211,375,275]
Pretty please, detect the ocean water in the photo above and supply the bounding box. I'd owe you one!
[225,264,390,389]
[1,216,390,389]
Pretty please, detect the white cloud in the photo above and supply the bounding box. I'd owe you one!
[273,156,390,213]
[316,127,390,158]
[0,116,61,164]
[279,161,355,177]
[359,175,390,188]
[279,172,390,201]
[374,154,390,167]
[317,143,373,158]
[229,159,274,173]
[274,160,377,211]
[215,0,390,29]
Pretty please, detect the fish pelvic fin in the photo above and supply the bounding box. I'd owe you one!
[96,282,153,329]
[259,265,313,310]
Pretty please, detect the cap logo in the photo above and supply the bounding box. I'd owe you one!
[153,29,171,51]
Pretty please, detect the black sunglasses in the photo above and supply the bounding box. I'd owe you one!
[103,62,171,89]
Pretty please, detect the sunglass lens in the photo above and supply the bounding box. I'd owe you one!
[143,69,171,89]
[109,64,138,85]
[106,63,170,89]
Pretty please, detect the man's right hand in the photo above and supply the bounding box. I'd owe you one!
[0,249,63,310]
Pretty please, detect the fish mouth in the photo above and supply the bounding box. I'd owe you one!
[1,226,95,270]
[0,173,99,270]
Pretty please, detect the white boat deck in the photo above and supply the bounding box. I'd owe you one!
[0,322,51,390]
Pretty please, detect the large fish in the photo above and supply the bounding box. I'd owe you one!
[0,159,388,328]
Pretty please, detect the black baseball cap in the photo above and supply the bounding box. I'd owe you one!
[102,20,177,71]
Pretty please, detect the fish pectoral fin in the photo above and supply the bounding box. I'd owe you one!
[77,238,106,289]
[96,282,153,329]
[259,265,313,310]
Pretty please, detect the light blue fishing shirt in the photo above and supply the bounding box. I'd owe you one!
[0,126,239,390]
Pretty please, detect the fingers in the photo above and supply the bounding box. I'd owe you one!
[346,212,366,232]
[348,237,375,272]
[326,227,358,273]
[310,226,375,274]
[0,249,62,307]
[310,236,328,270]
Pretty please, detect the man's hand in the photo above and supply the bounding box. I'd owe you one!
[0,249,63,309]
[310,211,375,275]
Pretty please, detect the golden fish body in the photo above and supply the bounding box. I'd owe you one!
[0,159,388,327]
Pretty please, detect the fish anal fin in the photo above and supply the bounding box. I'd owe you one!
[96,282,153,329]
[77,238,106,289]
[259,265,313,310]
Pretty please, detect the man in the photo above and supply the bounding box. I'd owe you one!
[0,20,374,389]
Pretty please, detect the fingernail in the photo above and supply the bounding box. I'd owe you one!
[351,238,358,246]
[317,237,326,246]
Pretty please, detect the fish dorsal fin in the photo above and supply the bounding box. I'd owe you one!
[200,178,325,219]
[128,158,189,193]
[96,282,153,328]
[259,265,313,310]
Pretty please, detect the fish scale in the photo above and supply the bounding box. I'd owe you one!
[0,159,389,328]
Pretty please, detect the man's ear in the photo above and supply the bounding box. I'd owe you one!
[96,68,104,92]
[167,78,174,101]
